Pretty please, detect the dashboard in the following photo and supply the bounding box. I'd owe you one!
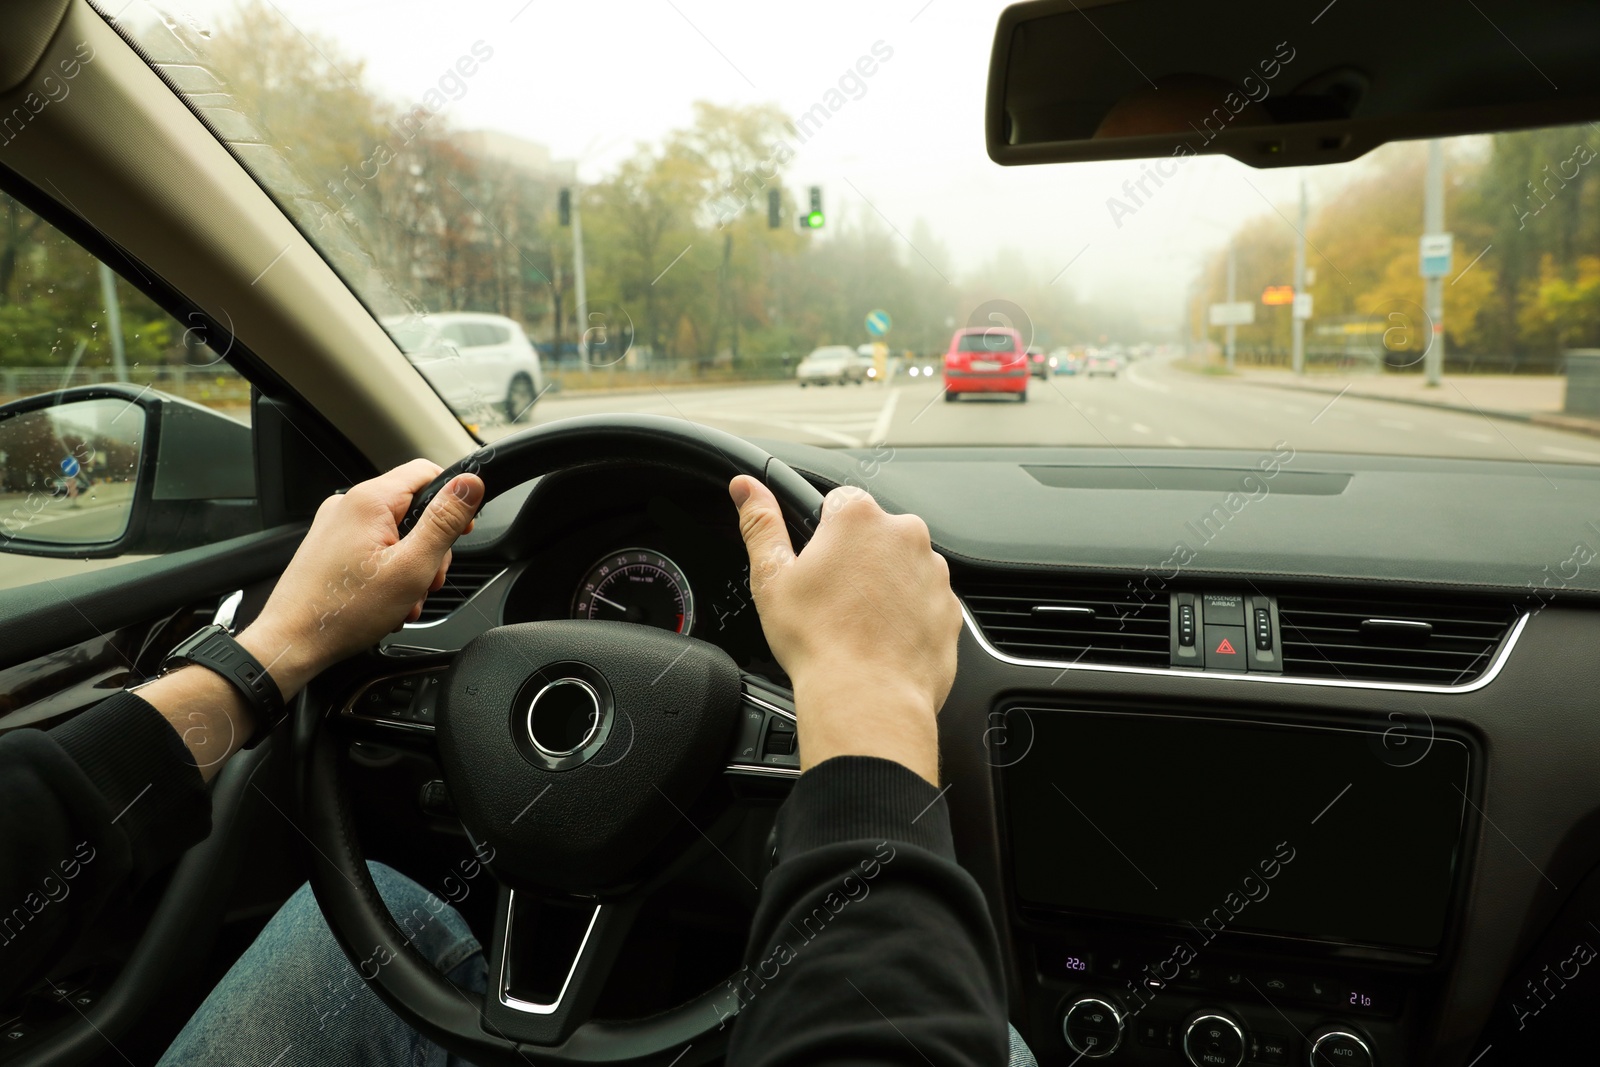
[390,466,786,686]
[381,443,1600,1067]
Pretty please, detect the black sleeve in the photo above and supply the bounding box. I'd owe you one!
[726,756,1008,1066]
[0,691,211,1003]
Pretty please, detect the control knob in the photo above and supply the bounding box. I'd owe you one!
[1183,1012,1246,1067]
[1060,996,1123,1059]
[1309,1028,1374,1067]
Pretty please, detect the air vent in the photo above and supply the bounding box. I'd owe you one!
[416,560,506,624]
[1277,592,1519,685]
[960,579,1170,667]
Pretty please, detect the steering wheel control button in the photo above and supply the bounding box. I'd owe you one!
[1183,1013,1246,1067]
[1061,997,1123,1059]
[348,670,444,727]
[1204,625,1248,671]
[762,717,798,756]
[1309,1031,1373,1067]
[1202,593,1246,625]
[526,678,603,757]
[418,779,455,818]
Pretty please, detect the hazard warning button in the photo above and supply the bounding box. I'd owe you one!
[1204,625,1248,671]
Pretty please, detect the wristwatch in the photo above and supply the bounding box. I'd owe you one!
[161,623,286,748]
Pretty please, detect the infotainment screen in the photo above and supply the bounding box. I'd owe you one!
[1001,710,1472,951]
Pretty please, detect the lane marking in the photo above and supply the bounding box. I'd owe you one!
[1451,430,1494,444]
[1165,435,1186,446]
[1540,445,1600,462]
[1130,422,1152,434]
[686,410,865,448]
[1123,361,1171,394]
[1379,418,1414,431]
[799,424,865,447]
[868,388,901,446]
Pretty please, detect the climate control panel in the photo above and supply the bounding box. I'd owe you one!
[1055,998,1376,1066]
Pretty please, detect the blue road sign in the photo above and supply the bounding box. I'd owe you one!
[865,309,892,337]
[60,456,80,477]
[1419,233,1453,279]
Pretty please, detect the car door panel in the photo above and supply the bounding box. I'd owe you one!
[0,523,304,671]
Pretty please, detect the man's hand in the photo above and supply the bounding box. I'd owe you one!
[729,476,959,785]
[238,460,485,698]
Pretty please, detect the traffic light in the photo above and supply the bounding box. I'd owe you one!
[558,188,571,226]
[767,188,781,229]
[805,186,824,229]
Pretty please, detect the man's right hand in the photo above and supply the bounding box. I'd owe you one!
[728,476,960,786]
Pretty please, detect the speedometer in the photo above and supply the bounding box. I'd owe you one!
[572,548,695,635]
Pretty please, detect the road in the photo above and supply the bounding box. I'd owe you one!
[5,362,1592,594]
[497,358,1600,467]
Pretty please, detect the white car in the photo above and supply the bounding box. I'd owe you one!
[1084,350,1124,378]
[382,312,545,423]
[797,345,867,386]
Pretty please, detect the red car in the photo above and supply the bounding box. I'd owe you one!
[943,326,1029,401]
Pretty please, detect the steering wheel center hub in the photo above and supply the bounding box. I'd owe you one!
[514,668,613,771]
[526,678,602,757]
[437,619,743,892]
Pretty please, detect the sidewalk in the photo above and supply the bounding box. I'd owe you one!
[1216,367,1600,437]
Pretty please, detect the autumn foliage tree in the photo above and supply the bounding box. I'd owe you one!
[1197,126,1599,372]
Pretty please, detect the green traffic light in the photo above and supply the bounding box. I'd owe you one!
[805,211,825,229]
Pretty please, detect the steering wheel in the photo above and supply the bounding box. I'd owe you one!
[295,414,824,1066]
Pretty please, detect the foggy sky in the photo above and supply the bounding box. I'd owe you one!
[145,0,1369,334]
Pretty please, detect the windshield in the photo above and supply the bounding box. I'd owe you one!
[108,1,1600,463]
[957,334,1016,354]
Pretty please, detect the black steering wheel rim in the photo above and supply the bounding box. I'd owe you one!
[297,414,825,1067]
[400,412,824,541]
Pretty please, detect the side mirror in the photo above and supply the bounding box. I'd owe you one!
[0,384,256,559]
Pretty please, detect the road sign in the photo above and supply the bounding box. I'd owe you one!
[1293,293,1313,321]
[1208,302,1255,327]
[865,309,892,337]
[1419,233,1454,278]
[1262,285,1294,306]
[60,456,80,477]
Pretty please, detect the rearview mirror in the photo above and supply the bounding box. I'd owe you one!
[986,0,1600,169]
[0,384,256,559]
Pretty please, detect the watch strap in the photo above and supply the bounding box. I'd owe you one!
[162,624,285,748]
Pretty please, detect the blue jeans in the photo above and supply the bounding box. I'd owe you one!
[158,861,486,1067]
[160,861,1037,1067]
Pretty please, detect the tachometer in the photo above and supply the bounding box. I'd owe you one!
[572,548,695,635]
